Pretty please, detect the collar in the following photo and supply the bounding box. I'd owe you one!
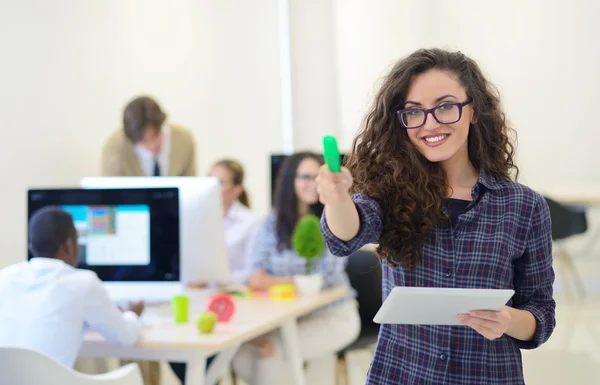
[469,168,505,201]
[225,200,246,221]
[134,123,170,158]
[29,257,68,268]
[476,168,502,191]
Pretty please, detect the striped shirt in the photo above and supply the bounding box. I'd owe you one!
[321,169,556,385]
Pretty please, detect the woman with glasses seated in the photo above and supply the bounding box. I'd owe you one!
[232,152,360,385]
[317,48,556,385]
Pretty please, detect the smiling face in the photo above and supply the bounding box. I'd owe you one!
[403,69,474,164]
[294,158,321,206]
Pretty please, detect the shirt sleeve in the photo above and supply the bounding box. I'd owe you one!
[83,274,142,347]
[320,193,384,256]
[249,214,278,273]
[231,218,261,284]
[511,193,556,349]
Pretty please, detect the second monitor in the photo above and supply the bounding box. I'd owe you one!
[81,176,230,286]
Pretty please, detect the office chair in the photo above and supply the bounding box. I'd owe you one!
[544,196,588,301]
[0,347,143,385]
[336,247,382,384]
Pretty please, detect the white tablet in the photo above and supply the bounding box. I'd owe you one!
[373,287,515,326]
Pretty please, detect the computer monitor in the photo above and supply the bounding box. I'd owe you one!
[27,187,180,302]
[81,177,230,287]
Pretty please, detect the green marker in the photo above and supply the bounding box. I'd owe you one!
[323,135,341,173]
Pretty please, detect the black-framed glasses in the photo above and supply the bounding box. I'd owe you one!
[296,173,317,182]
[396,99,472,129]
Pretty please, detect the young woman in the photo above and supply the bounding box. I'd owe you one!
[184,159,260,287]
[317,49,555,385]
[209,159,261,283]
[232,152,360,385]
[171,159,260,383]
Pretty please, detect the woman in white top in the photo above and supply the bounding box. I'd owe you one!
[185,159,260,287]
[171,159,259,383]
[209,159,260,284]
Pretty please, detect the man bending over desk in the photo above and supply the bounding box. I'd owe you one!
[101,95,197,177]
[0,206,144,367]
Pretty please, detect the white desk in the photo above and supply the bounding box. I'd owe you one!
[80,287,349,385]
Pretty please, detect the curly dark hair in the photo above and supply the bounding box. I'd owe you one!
[346,48,518,270]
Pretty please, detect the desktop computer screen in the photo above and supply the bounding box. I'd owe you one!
[81,176,231,285]
[27,187,180,282]
[64,204,150,266]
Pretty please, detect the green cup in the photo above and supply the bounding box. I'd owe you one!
[171,294,189,323]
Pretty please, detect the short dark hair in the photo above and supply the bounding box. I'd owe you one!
[29,206,76,258]
[123,96,167,143]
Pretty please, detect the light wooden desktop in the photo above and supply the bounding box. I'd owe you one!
[80,286,349,385]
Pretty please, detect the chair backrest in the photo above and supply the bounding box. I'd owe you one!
[543,196,588,240]
[345,247,382,330]
[0,347,143,385]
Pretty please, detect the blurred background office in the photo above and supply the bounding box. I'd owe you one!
[1,0,599,384]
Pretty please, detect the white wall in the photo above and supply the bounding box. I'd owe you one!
[288,0,341,151]
[332,0,430,151]
[332,0,600,191]
[2,0,600,268]
[0,0,283,268]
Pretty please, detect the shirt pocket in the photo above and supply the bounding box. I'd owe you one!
[458,221,518,289]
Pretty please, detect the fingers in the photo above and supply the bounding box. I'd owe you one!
[317,165,350,184]
[467,310,499,321]
[248,271,269,291]
[458,314,504,340]
[316,165,353,205]
[466,323,500,340]
[247,280,263,291]
[458,315,496,330]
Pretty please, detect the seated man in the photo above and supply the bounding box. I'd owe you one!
[0,206,143,368]
[101,96,197,177]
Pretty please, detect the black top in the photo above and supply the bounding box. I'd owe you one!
[446,198,471,226]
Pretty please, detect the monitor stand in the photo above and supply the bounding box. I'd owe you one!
[103,281,183,305]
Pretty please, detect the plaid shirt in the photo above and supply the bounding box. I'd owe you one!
[251,211,354,301]
[321,170,556,385]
